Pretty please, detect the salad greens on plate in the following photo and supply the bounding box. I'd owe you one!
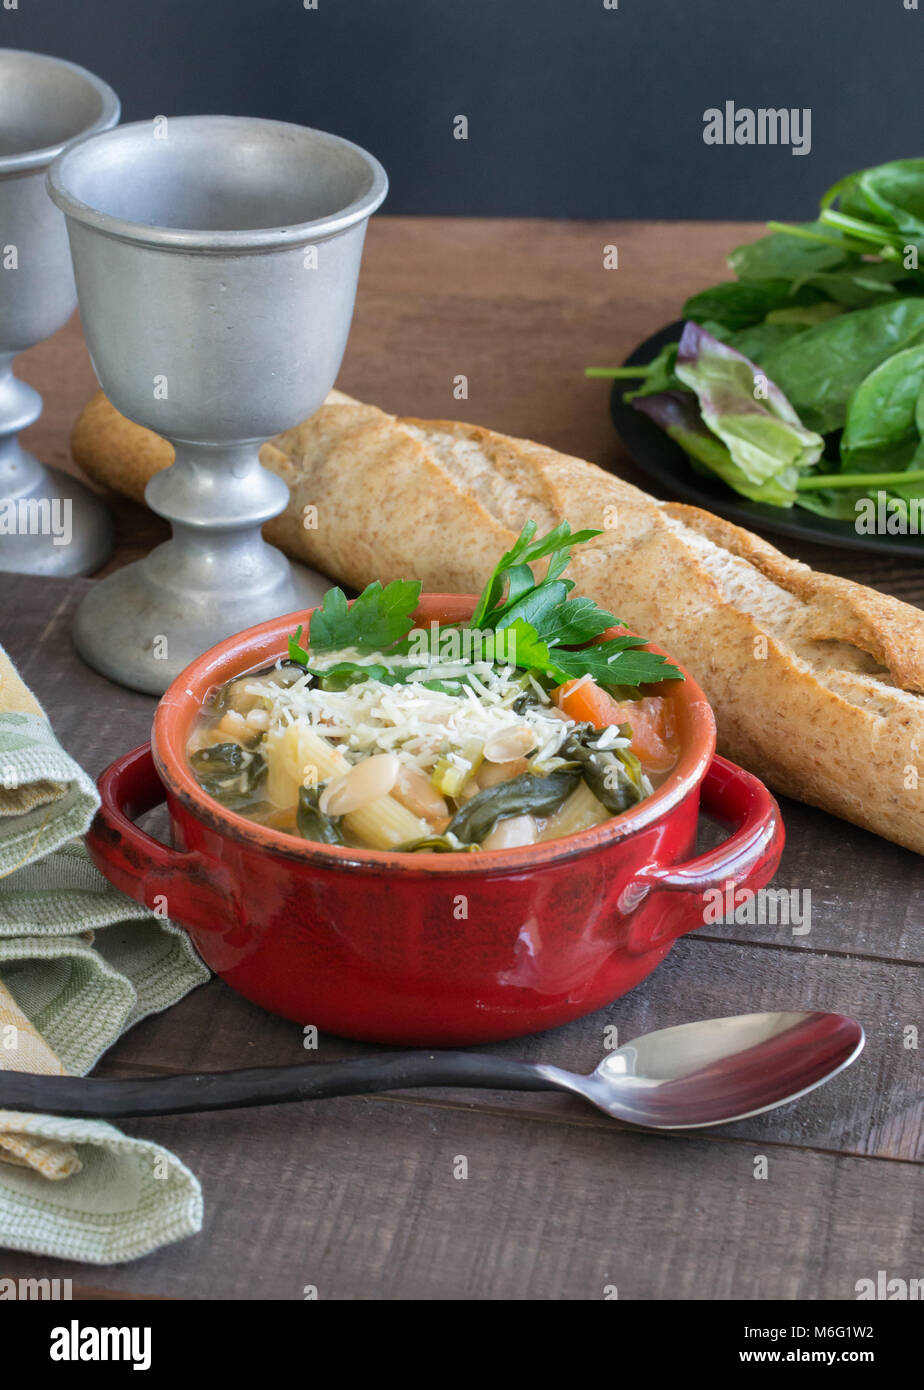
[588,158,924,527]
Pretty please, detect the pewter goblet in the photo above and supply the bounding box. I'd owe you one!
[48,116,387,693]
[0,49,119,576]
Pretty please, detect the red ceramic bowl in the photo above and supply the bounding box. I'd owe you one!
[86,595,784,1045]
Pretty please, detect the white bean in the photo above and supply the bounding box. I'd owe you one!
[320,753,401,816]
[481,814,538,851]
[187,727,231,755]
[477,756,530,788]
[455,773,483,802]
[218,710,250,740]
[393,764,450,826]
[483,725,538,763]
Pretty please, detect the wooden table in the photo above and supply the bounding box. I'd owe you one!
[1,219,921,1300]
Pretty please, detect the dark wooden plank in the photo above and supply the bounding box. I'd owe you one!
[693,802,924,966]
[82,935,924,1162]
[16,217,924,595]
[0,1096,920,1300]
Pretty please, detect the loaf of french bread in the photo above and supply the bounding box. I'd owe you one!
[71,390,924,854]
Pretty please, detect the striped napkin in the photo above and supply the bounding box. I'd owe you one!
[0,643,210,1263]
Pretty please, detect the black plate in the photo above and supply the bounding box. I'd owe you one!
[609,320,924,558]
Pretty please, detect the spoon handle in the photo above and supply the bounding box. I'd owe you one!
[0,1053,563,1120]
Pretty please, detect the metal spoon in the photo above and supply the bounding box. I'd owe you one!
[0,1011,862,1129]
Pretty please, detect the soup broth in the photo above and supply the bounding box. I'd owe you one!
[186,644,678,853]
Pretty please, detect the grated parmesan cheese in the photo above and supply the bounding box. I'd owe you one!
[242,650,603,778]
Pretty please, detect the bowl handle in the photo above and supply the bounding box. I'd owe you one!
[86,742,234,933]
[624,754,784,954]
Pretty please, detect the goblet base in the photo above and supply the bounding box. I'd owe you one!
[0,456,113,577]
[73,544,331,695]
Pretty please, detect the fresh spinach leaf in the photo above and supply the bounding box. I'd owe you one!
[793,487,868,521]
[761,297,924,434]
[728,222,850,282]
[826,160,924,254]
[841,343,924,474]
[724,321,810,362]
[800,260,914,309]
[682,278,825,332]
[764,301,846,327]
[606,163,924,517]
[624,341,681,400]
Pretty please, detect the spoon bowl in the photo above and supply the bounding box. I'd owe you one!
[540,1010,865,1128]
[0,1011,863,1130]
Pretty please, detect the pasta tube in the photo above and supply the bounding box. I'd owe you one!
[265,722,428,847]
[343,796,430,851]
[541,780,609,840]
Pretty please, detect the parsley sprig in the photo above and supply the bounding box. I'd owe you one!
[470,520,682,687]
[288,521,683,690]
[299,578,422,654]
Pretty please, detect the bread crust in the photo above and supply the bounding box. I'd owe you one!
[71,392,924,853]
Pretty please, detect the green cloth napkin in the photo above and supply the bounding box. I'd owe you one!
[0,649,210,1264]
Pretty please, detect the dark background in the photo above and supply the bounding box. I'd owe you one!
[1,0,919,219]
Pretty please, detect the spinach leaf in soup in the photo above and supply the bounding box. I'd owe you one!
[394,834,480,854]
[446,769,581,846]
[190,742,267,808]
[558,724,648,814]
[296,786,344,845]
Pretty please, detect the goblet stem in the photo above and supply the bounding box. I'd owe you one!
[0,355,44,497]
[71,440,330,694]
[0,355,113,576]
[146,440,290,537]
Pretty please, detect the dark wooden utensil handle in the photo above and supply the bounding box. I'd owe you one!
[0,1053,560,1119]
